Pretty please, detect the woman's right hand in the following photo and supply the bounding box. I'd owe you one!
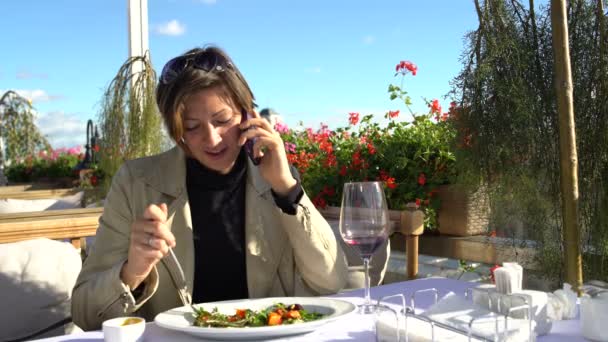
[120,203,176,290]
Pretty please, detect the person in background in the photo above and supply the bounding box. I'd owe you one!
[259,107,282,126]
[71,45,348,330]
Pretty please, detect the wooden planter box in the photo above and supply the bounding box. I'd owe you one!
[437,184,490,236]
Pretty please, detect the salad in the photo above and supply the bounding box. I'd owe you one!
[192,303,325,328]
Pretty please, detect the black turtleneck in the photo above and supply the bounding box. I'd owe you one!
[186,150,249,303]
[186,149,304,303]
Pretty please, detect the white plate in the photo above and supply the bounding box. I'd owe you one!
[154,297,357,340]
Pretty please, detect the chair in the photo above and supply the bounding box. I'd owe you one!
[0,238,83,341]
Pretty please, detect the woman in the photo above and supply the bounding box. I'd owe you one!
[71,46,348,330]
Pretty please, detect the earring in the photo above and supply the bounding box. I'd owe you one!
[180,137,186,144]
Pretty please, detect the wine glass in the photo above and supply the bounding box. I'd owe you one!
[339,181,390,314]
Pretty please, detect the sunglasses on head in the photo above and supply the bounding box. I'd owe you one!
[159,51,233,85]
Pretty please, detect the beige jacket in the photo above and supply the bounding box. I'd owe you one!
[71,147,348,330]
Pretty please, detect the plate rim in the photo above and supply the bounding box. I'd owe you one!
[153,296,357,337]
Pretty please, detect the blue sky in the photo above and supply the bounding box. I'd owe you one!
[0,0,478,148]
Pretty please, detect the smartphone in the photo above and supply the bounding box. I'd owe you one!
[241,110,261,165]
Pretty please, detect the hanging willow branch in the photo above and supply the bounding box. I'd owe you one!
[97,52,163,194]
[0,90,51,166]
[453,0,608,284]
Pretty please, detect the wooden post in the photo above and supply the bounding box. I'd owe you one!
[406,236,419,279]
[550,0,583,294]
[401,203,425,280]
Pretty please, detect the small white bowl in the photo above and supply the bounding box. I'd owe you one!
[102,316,146,342]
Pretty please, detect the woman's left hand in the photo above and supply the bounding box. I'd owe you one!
[239,113,297,196]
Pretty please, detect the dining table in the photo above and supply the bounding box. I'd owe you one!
[34,277,587,342]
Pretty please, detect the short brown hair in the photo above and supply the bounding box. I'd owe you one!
[156,45,255,149]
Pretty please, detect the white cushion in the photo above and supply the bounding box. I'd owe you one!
[0,238,82,340]
[0,191,84,214]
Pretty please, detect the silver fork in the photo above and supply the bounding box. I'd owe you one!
[168,248,192,306]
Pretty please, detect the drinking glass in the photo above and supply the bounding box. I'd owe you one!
[339,181,390,314]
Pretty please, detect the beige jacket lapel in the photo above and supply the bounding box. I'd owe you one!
[244,163,288,298]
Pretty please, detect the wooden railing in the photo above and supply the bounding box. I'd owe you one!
[0,188,82,200]
[0,184,102,249]
[0,207,103,248]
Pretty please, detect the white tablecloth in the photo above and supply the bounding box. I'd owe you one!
[35,278,586,342]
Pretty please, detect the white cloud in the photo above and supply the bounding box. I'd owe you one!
[153,20,186,36]
[35,111,87,149]
[305,66,322,73]
[362,35,376,45]
[2,89,64,103]
[199,0,217,4]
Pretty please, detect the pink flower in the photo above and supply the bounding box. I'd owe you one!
[284,142,296,153]
[68,146,82,155]
[274,121,289,134]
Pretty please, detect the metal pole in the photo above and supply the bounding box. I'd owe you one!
[128,0,149,76]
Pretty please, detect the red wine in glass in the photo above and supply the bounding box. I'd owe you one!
[343,234,388,260]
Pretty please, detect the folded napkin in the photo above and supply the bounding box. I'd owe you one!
[580,292,608,342]
[548,283,578,320]
[495,263,523,294]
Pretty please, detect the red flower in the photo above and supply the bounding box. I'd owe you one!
[352,150,363,169]
[490,265,501,284]
[388,110,400,118]
[429,99,442,116]
[418,173,426,186]
[349,112,360,125]
[378,170,389,181]
[367,143,376,155]
[386,177,397,189]
[324,153,337,167]
[90,175,98,186]
[322,186,336,196]
[313,195,327,209]
[396,60,418,76]
[319,140,333,154]
[415,198,421,207]
[93,144,100,153]
[339,165,347,176]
